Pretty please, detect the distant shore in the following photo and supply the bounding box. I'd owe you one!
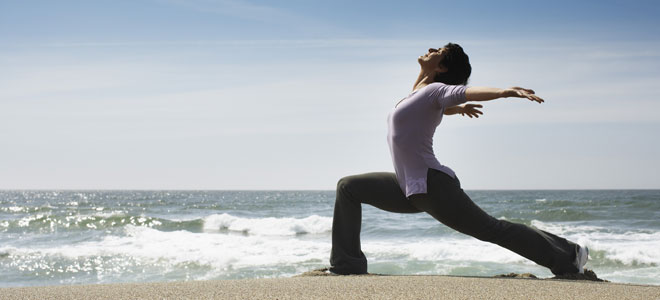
[1,275,659,300]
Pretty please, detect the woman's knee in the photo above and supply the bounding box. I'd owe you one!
[337,176,355,193]
[337,175,364,200]
[337,173,379,193]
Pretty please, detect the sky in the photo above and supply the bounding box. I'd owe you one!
[1,0,659,190]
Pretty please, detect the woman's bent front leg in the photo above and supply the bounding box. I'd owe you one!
[330,172,420,275]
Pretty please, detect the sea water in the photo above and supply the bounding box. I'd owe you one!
[1,190,659,287]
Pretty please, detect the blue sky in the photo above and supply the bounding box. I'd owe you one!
[1,0,659,189]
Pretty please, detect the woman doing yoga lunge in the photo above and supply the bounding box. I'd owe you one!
[329,43,588,276]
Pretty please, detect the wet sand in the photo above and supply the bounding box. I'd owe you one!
[1,275,659,300]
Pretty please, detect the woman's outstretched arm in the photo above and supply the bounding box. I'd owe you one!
[466,86,544,103]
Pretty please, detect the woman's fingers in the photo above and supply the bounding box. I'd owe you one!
[461,105,484,118]
[465,109,482,118]
[517,90,544,103]
[528,94,544,103]
[509,87,544,103]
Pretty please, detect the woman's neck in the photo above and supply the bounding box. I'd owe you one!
[412,69,436,92]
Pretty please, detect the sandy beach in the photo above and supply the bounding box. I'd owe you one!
[1,275,658,300]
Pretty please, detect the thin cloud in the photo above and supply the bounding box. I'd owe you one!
[151,0,348,36]
[9,38,660,63]
[155,0,291,22]
[26,38,419,49]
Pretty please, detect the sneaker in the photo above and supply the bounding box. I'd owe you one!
[575,245,589,274]
[323,268,338,275]
[316,267,340,276]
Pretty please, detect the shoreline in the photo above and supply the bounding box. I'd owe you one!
[1,275,658,300]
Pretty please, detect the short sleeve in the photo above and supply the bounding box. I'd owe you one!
[428,83,468,109]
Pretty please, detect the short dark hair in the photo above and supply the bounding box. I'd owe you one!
[433,43,471,85]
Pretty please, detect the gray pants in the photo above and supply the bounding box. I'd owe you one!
[329,168,580,275]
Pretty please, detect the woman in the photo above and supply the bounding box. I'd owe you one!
[329,43,588,276]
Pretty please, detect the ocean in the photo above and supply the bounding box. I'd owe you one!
[1,190,659,287]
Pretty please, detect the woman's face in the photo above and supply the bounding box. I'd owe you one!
[418,47,447,72]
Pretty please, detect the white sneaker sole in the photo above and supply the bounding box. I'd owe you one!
[576,246,589,274]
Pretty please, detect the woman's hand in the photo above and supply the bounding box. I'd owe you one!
[503,87,544,103]
[460,104,483,118]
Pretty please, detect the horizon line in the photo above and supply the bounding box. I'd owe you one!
[1,188,658,192]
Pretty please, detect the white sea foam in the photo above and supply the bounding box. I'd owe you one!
[532,220,660,266]
[0,227,546,283]
[202,213,332,236]
[6,217,660,269]
[17,214,46,227]
[3,215,660,284]
[1,225,331,276]
[92,210,126,218]
[597,266,660,285]
[364,238,529,264]
[530,220,605,236]
[7,206,26,213]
